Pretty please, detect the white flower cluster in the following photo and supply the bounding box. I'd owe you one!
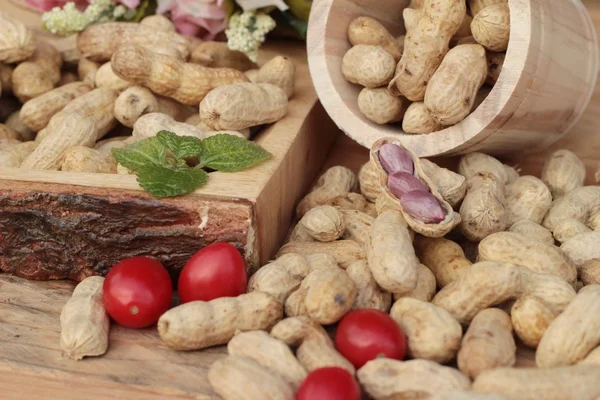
[42,0,129,36]
[225,10,276,62]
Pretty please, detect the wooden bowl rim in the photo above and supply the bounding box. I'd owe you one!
[307,0,597,156]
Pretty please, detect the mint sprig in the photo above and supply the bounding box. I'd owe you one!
[200,134,272,172]
[112,132,272,198]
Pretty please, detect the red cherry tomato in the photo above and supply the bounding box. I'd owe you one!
[296,367,360,400]
[103,256,173,328]
[335,309,407,369]
[177,242,247,303]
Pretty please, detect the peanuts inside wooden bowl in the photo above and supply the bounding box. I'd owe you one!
[307,0,599,157]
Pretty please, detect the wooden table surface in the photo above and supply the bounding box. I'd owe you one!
[1,1,600,399]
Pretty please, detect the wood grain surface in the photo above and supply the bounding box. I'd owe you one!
[2,1,600,399]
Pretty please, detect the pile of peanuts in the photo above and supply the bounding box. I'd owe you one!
[0,13,294,172]
[342,0,509,134]
[64,137,600,399]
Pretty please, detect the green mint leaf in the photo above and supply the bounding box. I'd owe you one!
[200,134,272,172]
[156,130,204,160]
[111,137,165,172]
[136,165,209,198]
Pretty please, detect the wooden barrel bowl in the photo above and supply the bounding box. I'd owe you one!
[307,0,599,157]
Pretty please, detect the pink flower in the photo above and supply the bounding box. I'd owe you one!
[157,0,228,41]
[25,0,88,12]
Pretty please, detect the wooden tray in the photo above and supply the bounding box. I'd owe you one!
[1,1,600,399]
[0,1,337,278]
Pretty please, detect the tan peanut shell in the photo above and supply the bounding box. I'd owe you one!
[358,358,471,399]
[580,346,600,365]
[111,44,247,106]
[20,82,93,132]
[341,45,396,88]
[12,40,62,102]
[504,176,553,226]
[140,14,176,31]
[587,211,600,230]
[200,82,287,130]
[471,3,510,52]
[191,41,257,71]
[6,111,34,141]
[414,236,472,288]
[457,35,478,45]
[541,149,586,199]
[553,218,593,244]
[114,86,189,127]
[469,0,507,16]
[347,16,402,61]
[298,205,345,242]
[519,267,577,314]
[510,295,559,348]
[60,276,110,360]
[254,56,296,98]
[286,266,356,324]
[358,88,407,124]
[458,152,508,183]
[58,87,118,140]
[326,192,376,217]
[338,208,373,245]
[21,113,97,171]
[367,210,419,294]
[478,231,577,284]
[486,51,505,84]
[543,186,600,231]
[391,297,462,363]
[358,161,382,202]
[270,316,354,374]
[157,292,282,350]
[244,69,259,82]
[227,331,306,388]
[389,0,466,101]
[402,101,443,134]
[504,164,520,183]
[425,44,488,125]
[208,356,295,400]
[459,172,507,241]
[582,259,600,286]
[473,364,600,400]
[94,62,134,92]
[0,13,36,63]
[420,159,467,208]
[78,58,100,83]
[132,113,205,141]
[394,263,437,302]
[560,231,600,270]
[296,166,357,216]
[78,22,190,62]
[430,391,510,400]
[432,261,522,324]
[476,363,600,399]
[0,123,20,141]
[346,260,392,312]
[371,138,461,237]
[277,240,364,268]
[94,136,132,152]
[508,220,555,245]
[61,146,115,173]
[248,253,311,303]
[0,141,38,167]
[457,308,516,378]
[409,0,423,8]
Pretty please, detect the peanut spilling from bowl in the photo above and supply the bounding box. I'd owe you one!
[341,2,510,133]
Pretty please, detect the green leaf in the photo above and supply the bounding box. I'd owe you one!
[130,0,157,22]
[112,137,166,172]
[137,165,209,198]
[200,134,272,172]
[156,131,203,160]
